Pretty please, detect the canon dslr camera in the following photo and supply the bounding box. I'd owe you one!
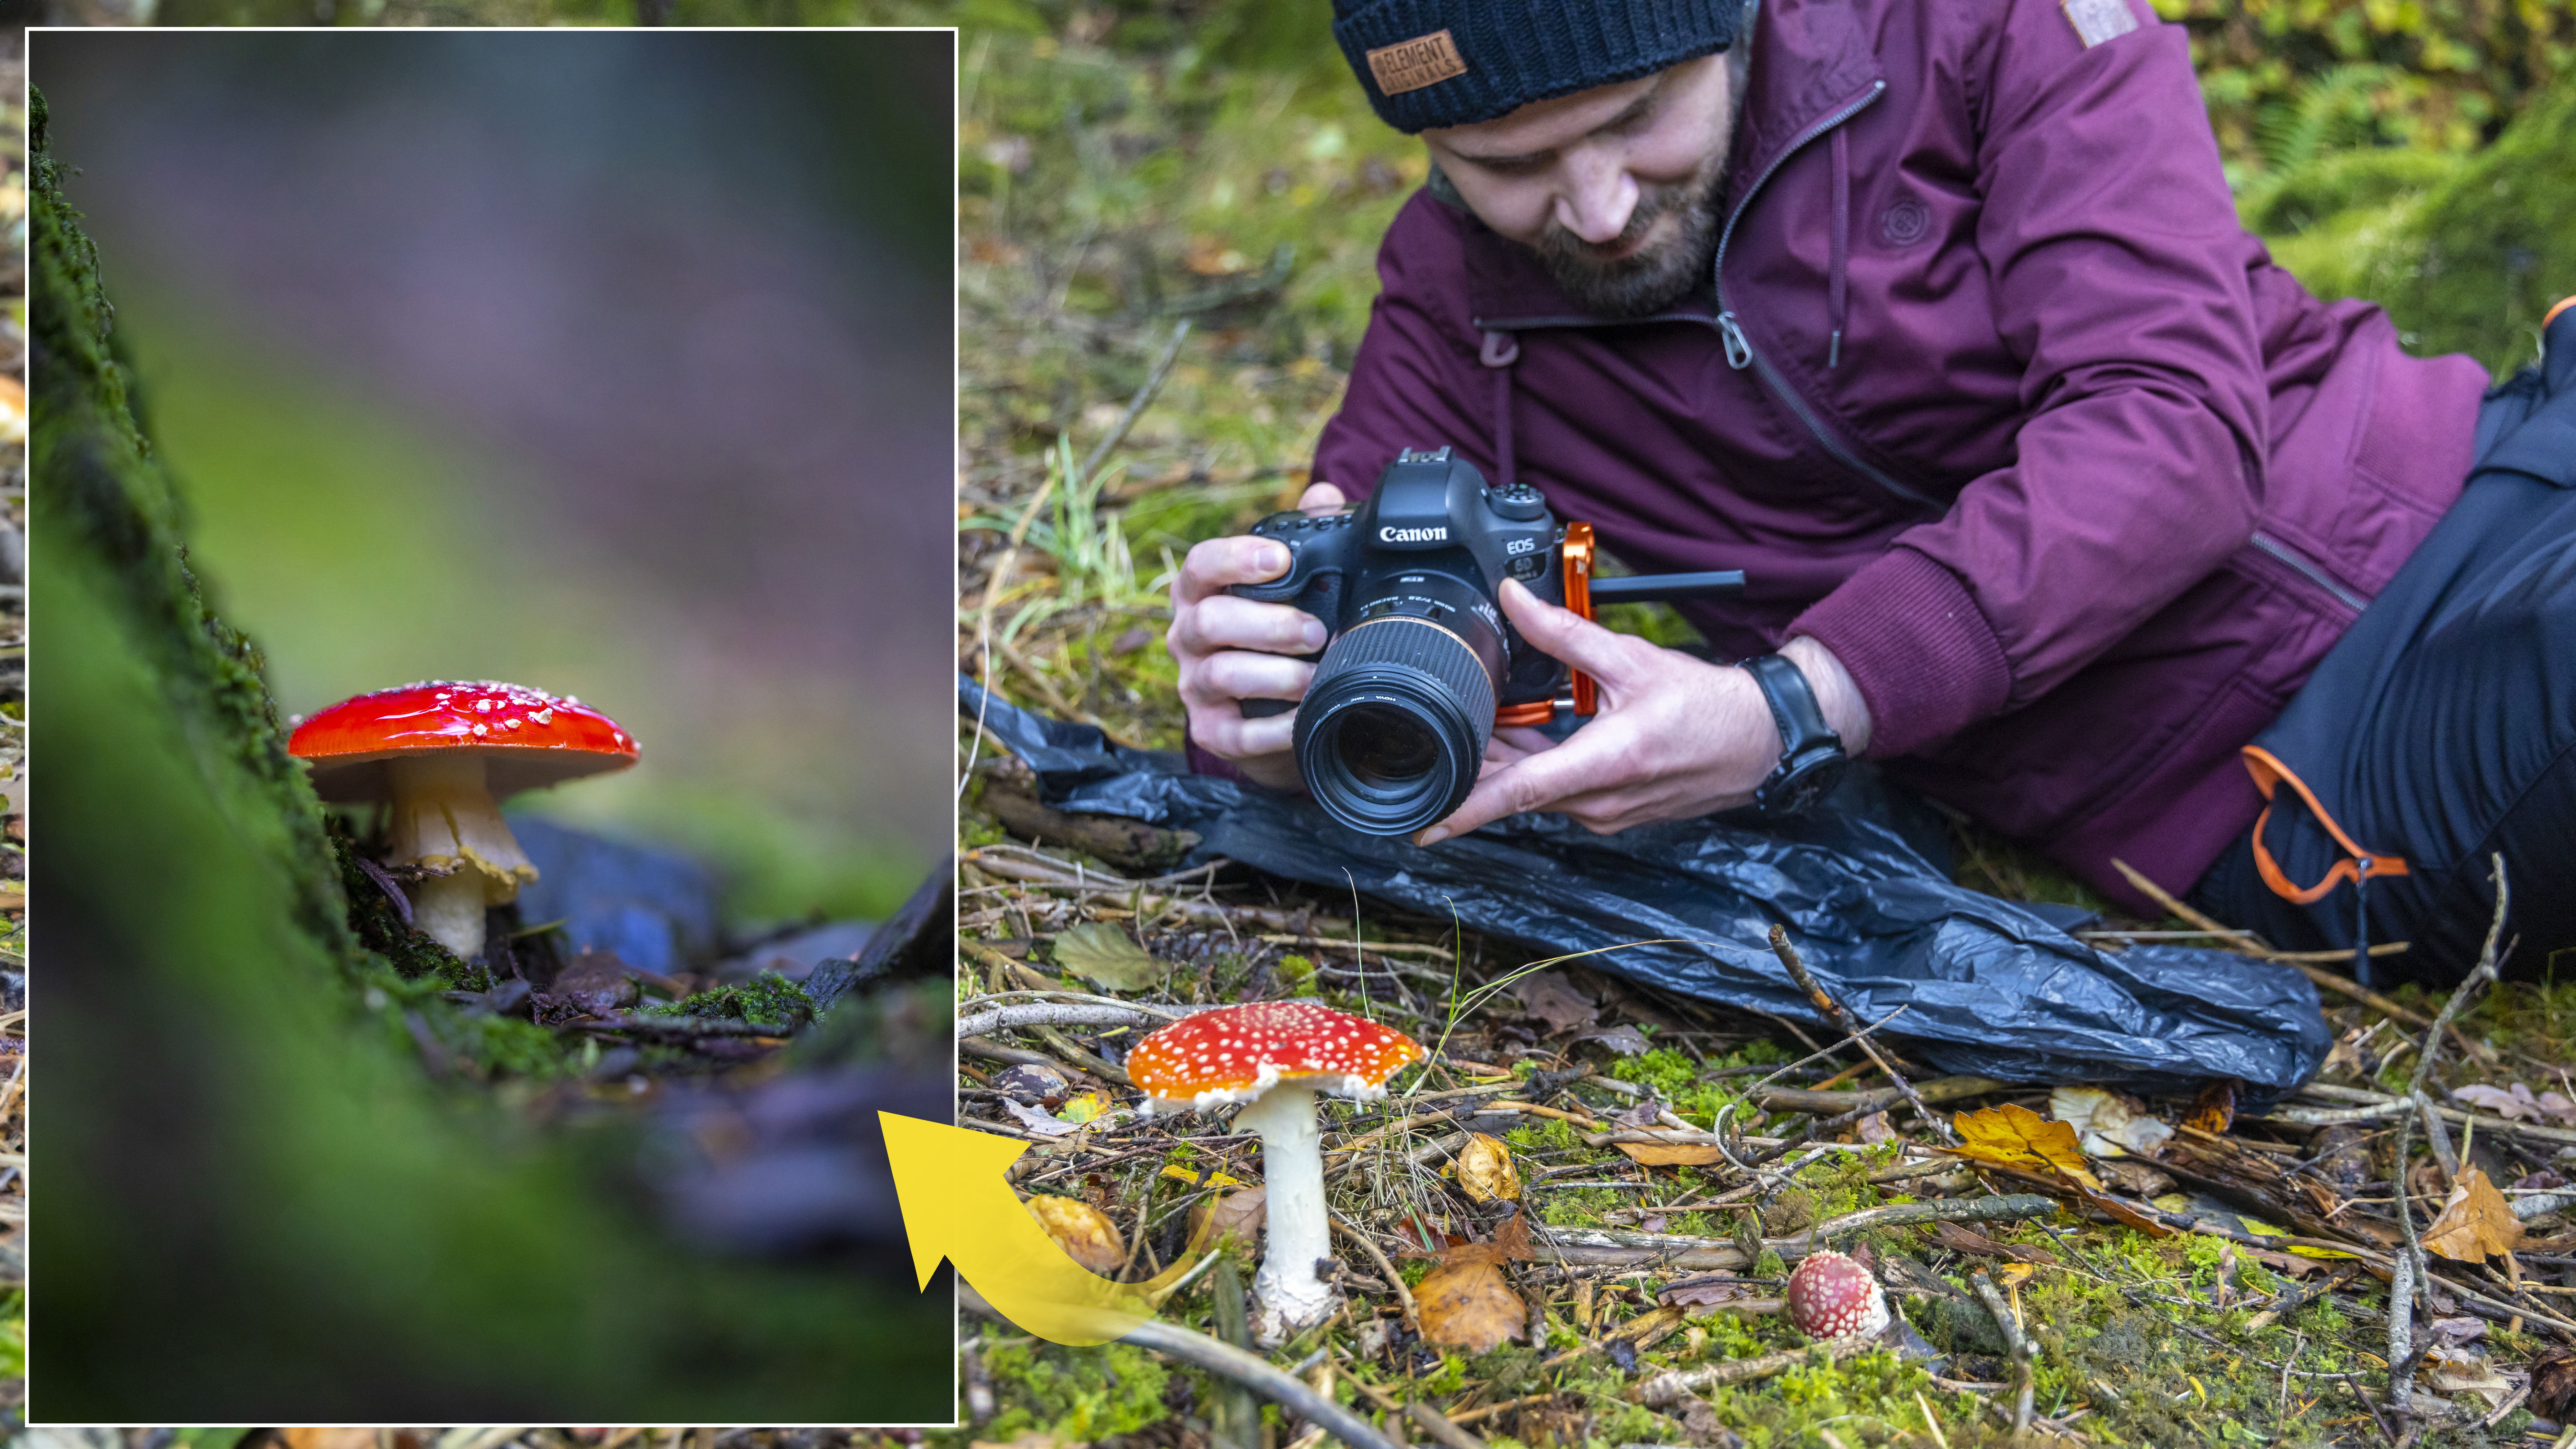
[1233,447,1739,836]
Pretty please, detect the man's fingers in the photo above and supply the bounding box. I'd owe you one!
[1188,650,1314,707]
[1173,534,1296,606]
[1416,728,1621,844]
[1296,482,1347,514]
[1496,578,1650,685]
[1170,593,1329,660]
[1187,705,1298,761]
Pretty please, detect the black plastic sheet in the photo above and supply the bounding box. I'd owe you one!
[964,677,2331,1100]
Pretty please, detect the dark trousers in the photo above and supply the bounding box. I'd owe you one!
[2192,318,2576,989]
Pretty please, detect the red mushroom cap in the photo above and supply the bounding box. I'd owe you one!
[1785,1249,1890,1340]
[1126,1002,1424,1109]
[289,680,639,802]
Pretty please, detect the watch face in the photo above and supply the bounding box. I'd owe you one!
[1759,751,1847,817]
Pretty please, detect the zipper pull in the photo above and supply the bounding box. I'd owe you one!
[1717,311,1753,370]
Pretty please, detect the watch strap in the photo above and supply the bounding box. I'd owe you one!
[1744,653,1835,757]
[1742,652,1846,815]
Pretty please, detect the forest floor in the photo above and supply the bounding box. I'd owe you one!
[950,21,2576,1449]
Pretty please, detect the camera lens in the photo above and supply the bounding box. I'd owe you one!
[1295,583,1505,835]
[1339,704,1440,787]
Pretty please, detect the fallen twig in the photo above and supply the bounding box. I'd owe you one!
[2388,854,2509,1413]
[1756,1074,2008,1117]
[1969,1269,2037,1436]
[1633,1335,1874,1406]
[1769,925,1956,1144]
[955,1002,1197,1039]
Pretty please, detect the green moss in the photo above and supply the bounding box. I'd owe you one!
[642,971,815,1031]
[973,1341,1172,1444]
[2255,71,2576,377]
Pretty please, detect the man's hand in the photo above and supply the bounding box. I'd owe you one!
[1166,482,1347,792]
[1416,579,1875,845]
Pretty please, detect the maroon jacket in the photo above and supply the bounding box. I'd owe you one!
[1308,0,2488,912]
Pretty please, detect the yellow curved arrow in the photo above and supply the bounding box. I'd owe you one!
[880,1112,1210,1346]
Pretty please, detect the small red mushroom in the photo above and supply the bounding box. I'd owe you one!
[1127,1001,1423,1344]
[289,680,638,961]
[1785,1248,1890,1340]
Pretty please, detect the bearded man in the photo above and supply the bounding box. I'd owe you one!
[1163,0,2576,983]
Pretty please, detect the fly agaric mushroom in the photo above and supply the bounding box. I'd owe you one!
[1785,1249,1889,1340]
[289,681,638,961]
[1126,1001,1422,1344]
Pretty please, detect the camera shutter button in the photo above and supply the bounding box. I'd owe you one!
[1490,485,1548,522]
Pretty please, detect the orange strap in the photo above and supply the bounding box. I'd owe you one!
[2240,746,2409,905]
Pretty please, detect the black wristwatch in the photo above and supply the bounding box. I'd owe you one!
[1742,653,1848,817]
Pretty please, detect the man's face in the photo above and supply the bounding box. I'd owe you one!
[1423,54,1735,317]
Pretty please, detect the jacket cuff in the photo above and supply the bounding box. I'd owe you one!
[1185,731,1250,783]
[1790,547,2014,758]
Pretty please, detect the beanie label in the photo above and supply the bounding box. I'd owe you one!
[1366,30,1469,97]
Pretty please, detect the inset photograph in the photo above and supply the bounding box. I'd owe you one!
[34,27,957,1422]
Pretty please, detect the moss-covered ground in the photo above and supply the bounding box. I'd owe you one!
[953,7,2576,1449]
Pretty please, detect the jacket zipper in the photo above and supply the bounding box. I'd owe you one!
[2248,531,2368,613]
[1709,81,1940,512]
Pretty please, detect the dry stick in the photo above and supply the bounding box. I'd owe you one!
[1633,1336,1874,1406]
[1768,924,1954,1144]
[1969,1269,2037,1437]
[1079,317,1194,486]
[2386,854,2509,1416]
[2110,857,2495,1066]
[955,1002,1192,1038]
[959,1282,1402,1449]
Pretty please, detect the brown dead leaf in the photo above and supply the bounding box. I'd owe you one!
[1457,1132,1522,1202]
[1026,1193,1128,1275]
[1513,970,1599,1033]
[1606,1304,1687,1349]
[1181,234,1251,277]
[1855,1111,1896,1145]
[2184,1080,2236,1134]
[2530,1347,2576,1420]
[1415,1215,1533,1351]
[1951,1102,2105,1191]
[1614,1140,1729,1167]
[1189,1186,1266,1248]
[2421,1167,2525,1263]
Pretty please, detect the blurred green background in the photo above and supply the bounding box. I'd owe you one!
[36,29,956,927]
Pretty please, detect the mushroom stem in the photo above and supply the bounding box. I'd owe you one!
[384,753,537,960]
[1234,1081,1339,1346]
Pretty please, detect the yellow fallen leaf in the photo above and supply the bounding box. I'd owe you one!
[1057,1088,1115,1124]
[1160,1164,1246,1187]
[1457,1132,1522,1202]
[1950,1102,2104,1191]
[1026,1193,1128,1275]
[2422,1167,2525,1263]
[2238,1217,2358,1258]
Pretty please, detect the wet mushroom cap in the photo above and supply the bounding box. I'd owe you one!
[289,681,639,800]
[1126,1001,1424,1109]
[1785,1249,1889,1339]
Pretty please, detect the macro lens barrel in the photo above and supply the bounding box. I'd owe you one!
[1294,576,1505,835]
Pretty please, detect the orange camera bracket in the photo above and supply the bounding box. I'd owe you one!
[1492,522,1599,728]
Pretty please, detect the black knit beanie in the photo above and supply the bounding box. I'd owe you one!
[1332,0,1744,134]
